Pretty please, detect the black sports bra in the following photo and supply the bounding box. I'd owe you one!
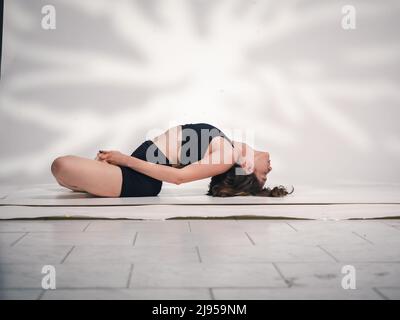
[178,123,234,167]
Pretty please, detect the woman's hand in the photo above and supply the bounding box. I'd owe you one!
[96,150,129,166]
[94,154,107,162]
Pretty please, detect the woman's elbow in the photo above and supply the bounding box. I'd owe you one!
[173,176,184,185]
[172,175,183,185]
[174,173,189,185]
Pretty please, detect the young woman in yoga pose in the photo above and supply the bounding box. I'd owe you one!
[51,123,293,197]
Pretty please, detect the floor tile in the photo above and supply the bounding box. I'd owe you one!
[17,232,136,246]
[0,244,72,264]
[286,220,359,231]
[350,225,400,245]
[190,220,295,233]
[212,287,382,300]
[0,289,42,300]
[275,262,400,289]
[188,220,243,233]
[320,243,400,262]
[130,263,285,288]
[289,220,400,244]
[64,245,199,264]
[0,263,131,289]
[42,288,211,300]
[382,220,400,229]
[0,232,28,246]
[86,220,190,233]
[198,244,335,263]
[374,287,400,300]
[134,231,252,246]
[247,229,369,246]
[0,220,90,233]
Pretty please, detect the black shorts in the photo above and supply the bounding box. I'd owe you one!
[118,140,169,197]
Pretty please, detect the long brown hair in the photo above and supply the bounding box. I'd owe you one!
[207,164,294,197]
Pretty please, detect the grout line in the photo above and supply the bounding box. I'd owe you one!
[372,287,389,300]
[272,262,293,288]
[0,231,33,233]
[317,245,340,263]
[10,232,29,247]
[209,288,215,300]
[37,289,46,300]
[195,246,202,263]
[60,245,75,264]
[285,222,298,232]
[82,222,91,232]
[188,221,192,233]
[379,221,391,227]
[132,232,138,246]
[244,232,255,245]
[380,221,400,232]
[352,231,374,245]
[126,264,134,288]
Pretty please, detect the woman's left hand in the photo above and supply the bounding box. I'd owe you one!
[97,150,129,166]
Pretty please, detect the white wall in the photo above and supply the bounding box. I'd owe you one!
[1,0,399,188]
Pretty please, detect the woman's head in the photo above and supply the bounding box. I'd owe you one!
[207,163,293,197]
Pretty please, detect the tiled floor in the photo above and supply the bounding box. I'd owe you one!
[0,219,399,300]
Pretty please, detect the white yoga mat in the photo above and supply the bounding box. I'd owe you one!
[0,183,399,220]
[0,204,399,220]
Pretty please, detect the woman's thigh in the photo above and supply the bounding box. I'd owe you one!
[51,155,123,197]
[55,176,86,192]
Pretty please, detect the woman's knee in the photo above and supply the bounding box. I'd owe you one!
[51,155,76,177]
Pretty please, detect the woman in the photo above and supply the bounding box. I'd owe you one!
[51,123,293,197]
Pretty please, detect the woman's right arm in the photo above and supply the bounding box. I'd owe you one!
[124,157,184,184]
[124,137,237,184]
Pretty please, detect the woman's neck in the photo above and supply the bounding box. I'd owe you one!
[232,141,254,165]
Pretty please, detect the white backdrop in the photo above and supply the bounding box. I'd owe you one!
[0,0,399,188]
